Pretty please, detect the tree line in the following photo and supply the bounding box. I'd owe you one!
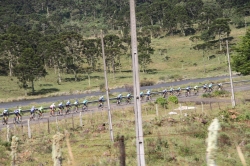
[0,25,154,94]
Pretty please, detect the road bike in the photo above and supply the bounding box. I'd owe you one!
[2,116,8,125]
[13,115,22,124]
[82,105,88,112]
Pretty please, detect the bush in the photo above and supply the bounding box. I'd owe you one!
[124,84,133,93]
[99,83,105,92]
[213,90,229,97]
[155,97,168,108]
[202,93,213,98]
[167,96,178,104]
[140,80,155,87]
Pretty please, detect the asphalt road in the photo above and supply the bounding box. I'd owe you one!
[1,83,250,129]
[0,75,237,109]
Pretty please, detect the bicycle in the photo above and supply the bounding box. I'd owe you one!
[13,115,22,124]
[2,116,8,125]
[98,101,104,109]
[65,105,71,115]
[145,95,151,102]
[116,98,122,105]
[185,91,190,97]
[82,105,88,112]
[36,110,44,119]
[30,111,36,121]
[126,97,131,104]
[194,89,199,96]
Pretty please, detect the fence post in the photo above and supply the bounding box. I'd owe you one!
[201,102,204,114]
[156,104,159,117]
[56,117,59,131]
[119,136,126,166]
[79,112,83,127]
[217,102,221,110]
[71,114,74,129]
[6,125,10,142]
[209,102,212,111]
[48,118,50,134]
[27,120,31,139]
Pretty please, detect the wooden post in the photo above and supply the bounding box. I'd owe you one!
[56,117,59,131]
[155,104,159,117]
[119,136,126,166]
[209,102,212,111]
[71,114,74,129]
[201,102,204,114]
[27,120,31,138]
[79,112,83,127]
[48,119,50,134]
[6,125,10,142]
[218,102,221,110]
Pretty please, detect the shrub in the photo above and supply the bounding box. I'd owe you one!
[202,93,213,98]
[99,83,105,92]
[155,97,168,108]
[124,84,133,93]
[168,74,182,80]
[140,80,155,87]
[213,90,229,97]
[167,96,178,104]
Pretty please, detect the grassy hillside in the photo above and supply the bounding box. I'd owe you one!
[0,26,247,102]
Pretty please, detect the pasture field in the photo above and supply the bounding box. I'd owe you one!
[0,26,248,103]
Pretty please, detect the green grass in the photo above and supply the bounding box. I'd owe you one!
[0,26,248,102]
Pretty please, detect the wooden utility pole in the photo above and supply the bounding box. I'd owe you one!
[226,40,236,107]
[119,136,126,166]
[101,30,114,142]
[129,0,146,165]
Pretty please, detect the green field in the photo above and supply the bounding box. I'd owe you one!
[0,26,247,103]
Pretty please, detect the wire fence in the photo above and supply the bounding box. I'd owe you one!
[0,99,248,165]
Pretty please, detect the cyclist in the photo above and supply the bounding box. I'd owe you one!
[194,85,199,95]
[126,93,132,104]
[208,83,213,92]
[117,94,122,105]
[203,84,207,93]
[82,99,88,111]
[140,92,144,101]
[162,89,167,98]
[50,103,56,116]
[98,96,104,108]
[176,87,181,96]
[185,86,191,97]
[65,100,71,114]
[58,102,64,115]
[37,106,44,119]
[74,100,79,112]
[2,108,9,125]
[169,87,174,95]
[30,106,36,121]
[146,90,151,101]
[14,107,22,123]
[218,83,223,91]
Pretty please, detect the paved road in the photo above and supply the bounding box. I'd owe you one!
[0,75,238,109]
[1,83,250,129]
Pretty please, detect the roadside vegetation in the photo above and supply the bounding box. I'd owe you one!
[0,93,250,165]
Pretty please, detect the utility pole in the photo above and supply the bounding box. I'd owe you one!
[101,30,114,142]
[226,40,236,108]
[129,0,146,165]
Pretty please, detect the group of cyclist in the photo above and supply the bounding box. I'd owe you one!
[2,82,223,125]
[161,82,222,98]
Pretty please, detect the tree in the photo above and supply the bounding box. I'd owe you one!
[138,37,154,73]
[232,29,250,75]
[13,48,47,95]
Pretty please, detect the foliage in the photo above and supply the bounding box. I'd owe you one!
[213,90,229,97]
[202,93,213,98]
[167,96,178,104]
[140,80,155,87]
[13,48,47,94]
[155,97,168,108]
[232,29,250,75]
